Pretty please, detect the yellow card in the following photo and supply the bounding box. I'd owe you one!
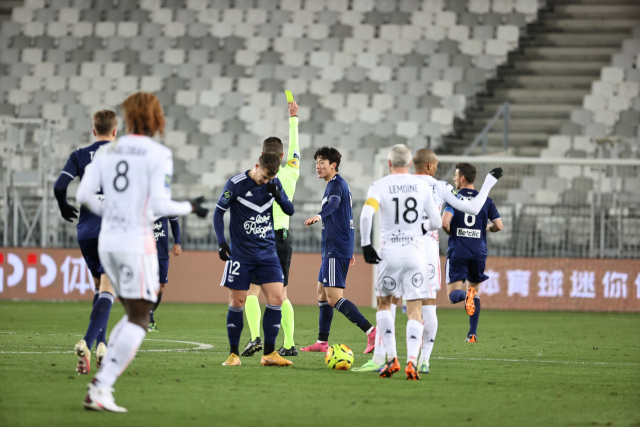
[285,90,294,103]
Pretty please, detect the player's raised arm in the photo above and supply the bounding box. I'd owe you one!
[360,184,382,264]
[422,183,443,231]
[439,168,503,215]
[266,180,294,216]
[286,101,300,170]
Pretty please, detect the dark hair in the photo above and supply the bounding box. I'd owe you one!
[259,153,281,176]
[455,162,476,184]
[313,146,342,172]
[92,109,117,136]
[121,92,165,137]
[263,136,283,155]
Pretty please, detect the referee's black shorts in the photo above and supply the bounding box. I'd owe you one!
[250,229,293,287]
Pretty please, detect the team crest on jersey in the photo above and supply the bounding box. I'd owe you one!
[451,189,458,196]
[219,189,233,204]
[165,174,172,188]
[382,276,396,291]
[244,213,272,238]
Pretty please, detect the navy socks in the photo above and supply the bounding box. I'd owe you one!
[335,298,373,334]
[263,304,282,355]
[318,301,333,342]
[449,289,466,304]
[84,292,114,348]
[469,297,481,337]
[227,305,244,355]
[149,292,163,323]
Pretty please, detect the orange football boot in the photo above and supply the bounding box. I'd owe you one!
[465,287,477,316]
[379,357,401,378]
[405,362,420,380]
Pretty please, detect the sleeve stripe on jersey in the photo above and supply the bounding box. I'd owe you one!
[216,204,229,211]
[364,198,379,211]
[231,173,246,184]
[61,171,75,179]
[328,195,341,201]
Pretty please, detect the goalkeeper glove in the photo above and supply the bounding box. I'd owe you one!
[218,242,231,261]
[190,196,209,218]
[362,245,382,264]
[59,203,78,223]
[489,167,503,180]
[265,183,281,200]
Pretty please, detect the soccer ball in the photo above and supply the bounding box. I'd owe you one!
[325,344,354,370]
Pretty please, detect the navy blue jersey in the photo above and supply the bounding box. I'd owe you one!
[216,171,290,261]
[153,217,180,260]
[321,174,354,259]
[444,188,500,261]
[61,140,109,240]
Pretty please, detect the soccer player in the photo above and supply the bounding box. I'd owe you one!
[355,150,503,373]
[442,162,503,343]
[242,101,300,358]
[301,147,377,354]
[358,144,442,380]
[76,92,208,412]
[53,110,118,375]
[148,216,181,332]
[214,153,295,367]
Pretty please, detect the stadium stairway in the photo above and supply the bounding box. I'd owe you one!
[446,0,640,156]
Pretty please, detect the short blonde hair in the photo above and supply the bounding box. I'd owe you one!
[388,144,412,168]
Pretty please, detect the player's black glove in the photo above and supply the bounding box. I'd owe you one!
[218,242,231,261]
[265,183,281,200]
[362,244,381,264]
[489,167,503,180]
[190,196,209,218]
[59,203,78,223]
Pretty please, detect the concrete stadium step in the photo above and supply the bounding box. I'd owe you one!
[444,139,545,157]
[538,18,640,32]
[552,4,640,17]
[497,74,594,89]
[523,33,629,46]
[465,118,567,133]
[482,88,589,103]
[551,0,640,5]
[470,103,579,118]
[520,46,619,61]
[509,60,608,74]
[460,132,552,146]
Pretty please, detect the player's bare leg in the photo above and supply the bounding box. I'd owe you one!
[95,274,114,369]
[418,298,438,374]
[404,300,424,380]
[75,277,100,375]
[259,282,292,366]
[241,284,263,357]
[84,298,152,412]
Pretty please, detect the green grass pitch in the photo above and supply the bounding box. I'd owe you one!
[0,300,638,427]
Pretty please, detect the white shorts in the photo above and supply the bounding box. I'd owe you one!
[99,250,159,303]
[375,251,433,301]
[425,238,441,294]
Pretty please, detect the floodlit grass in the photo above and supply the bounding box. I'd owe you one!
[0,301,638,427]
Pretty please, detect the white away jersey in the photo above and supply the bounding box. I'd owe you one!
[365,173,437,259]
[76,134,191,254]
[416,174,452,241]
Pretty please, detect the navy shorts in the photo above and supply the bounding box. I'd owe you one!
[221,256,284,291]
[158,258,169,284]
[78,238,104,279]
[446,257,488,284]
[318,258,350,289]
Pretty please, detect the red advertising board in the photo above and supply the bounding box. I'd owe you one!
[0,248,638,312]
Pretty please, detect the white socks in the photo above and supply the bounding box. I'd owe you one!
[390,303,397,320]
[420,305,438,363]
[95,316,146,389]
[406,319,424,364]
[376,310,396,362]
[372,326,386,365]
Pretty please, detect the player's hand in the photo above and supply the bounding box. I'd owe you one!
[288,100,299,117]
[59,203,78,223]
[350,255,355,267]
[265,183,281,200]
[218,242,231,261]
[304,215,321,227]
[489,167,503,180]
[172,244,182,257]
[362,245,381,264]
[190,196,209,218]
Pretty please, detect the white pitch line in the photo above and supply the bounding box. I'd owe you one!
[0,338,213,354]
[432,356,638,366]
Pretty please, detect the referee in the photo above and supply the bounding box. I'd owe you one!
[242,100,300,357]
